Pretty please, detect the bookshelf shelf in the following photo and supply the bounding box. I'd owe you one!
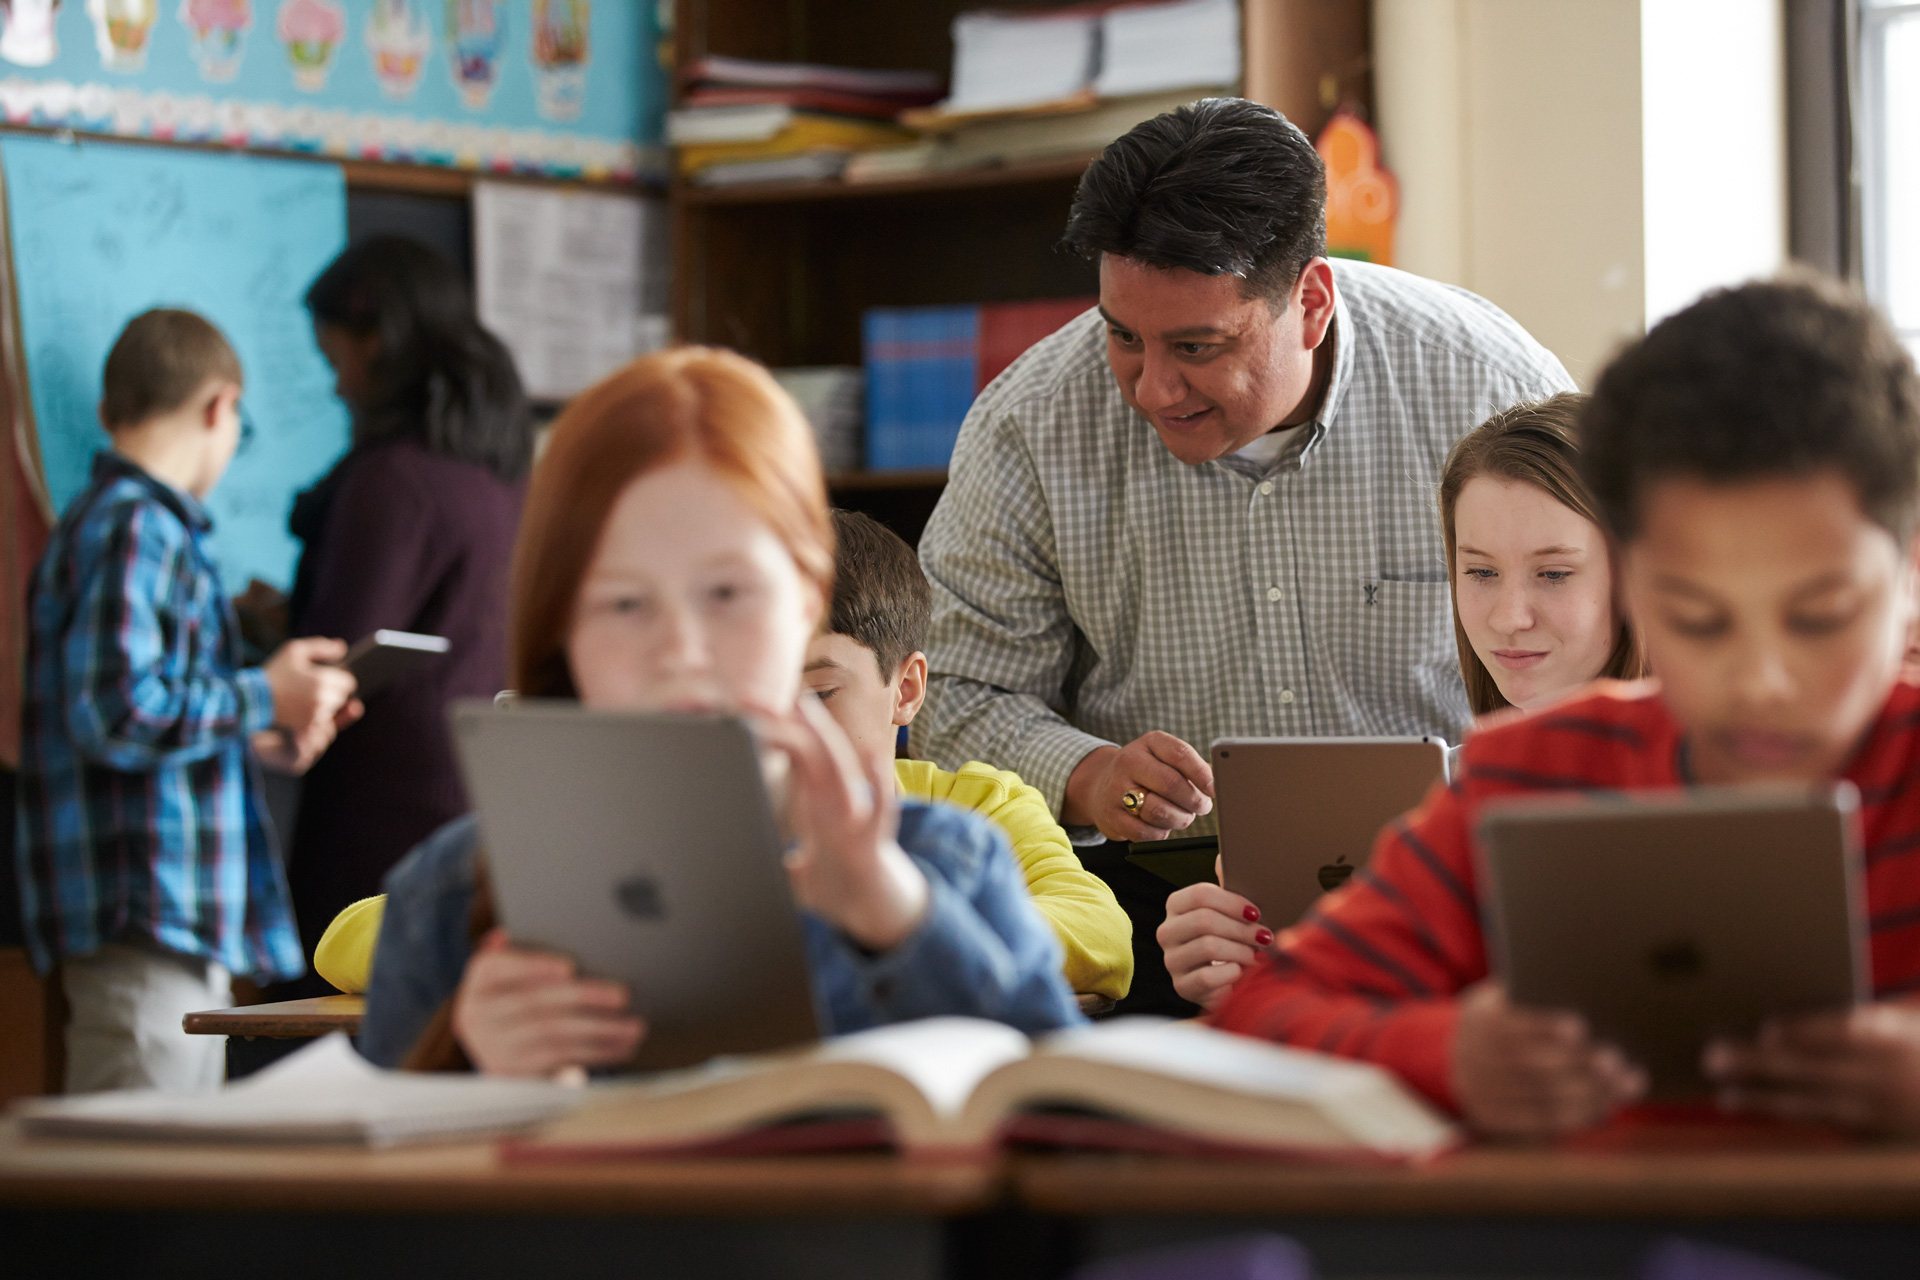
[677,154,1099,206]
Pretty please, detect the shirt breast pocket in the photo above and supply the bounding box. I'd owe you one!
[1322,576,1463,732]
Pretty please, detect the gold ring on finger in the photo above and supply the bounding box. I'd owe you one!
[1121,789,1147,816]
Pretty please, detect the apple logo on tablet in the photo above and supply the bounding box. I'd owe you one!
[615,874,667,921]
[1318,855,1354,892]
[1646,937,1705,981]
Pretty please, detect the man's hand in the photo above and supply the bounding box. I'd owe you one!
[263,636,358,743]
[1705,1004,1920,1135]
[1062,732,1214,842]
[1451,980,1646,1140]
[1158,866,1268,1009]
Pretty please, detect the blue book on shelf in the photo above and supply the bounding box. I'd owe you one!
[863,305,980,470]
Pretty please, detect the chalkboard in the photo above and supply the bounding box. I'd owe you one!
[3,136,350,591]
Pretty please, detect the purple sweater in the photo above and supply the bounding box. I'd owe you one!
[284,438,523,959]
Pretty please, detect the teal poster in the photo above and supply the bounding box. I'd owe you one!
[4,133,351,590]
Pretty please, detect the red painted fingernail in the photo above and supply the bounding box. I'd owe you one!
[1255,928,1274,946]
[1242,905,1261,923]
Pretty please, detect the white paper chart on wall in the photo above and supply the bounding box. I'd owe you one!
[473,181,669,402]
[2,135,351,591]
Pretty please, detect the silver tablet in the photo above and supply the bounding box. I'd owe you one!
[1212,736,1449,926]
[449,700,820,1072]
[1478,785,1867,1098]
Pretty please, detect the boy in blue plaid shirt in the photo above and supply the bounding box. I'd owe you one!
[15,309,360,1092]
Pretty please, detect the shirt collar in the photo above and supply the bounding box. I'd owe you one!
[92,450,214,533]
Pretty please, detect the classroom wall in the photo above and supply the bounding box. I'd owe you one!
[1375,0,1787,386]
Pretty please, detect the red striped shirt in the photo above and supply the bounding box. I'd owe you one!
[1210,678,1920,1111]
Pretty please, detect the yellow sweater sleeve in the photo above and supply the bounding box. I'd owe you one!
[313,895,386,995]
[896,759,1134,1000]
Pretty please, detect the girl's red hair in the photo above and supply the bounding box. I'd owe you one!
[509,346,833,697]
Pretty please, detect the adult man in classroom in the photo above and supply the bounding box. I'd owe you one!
[913,98,1572,1006]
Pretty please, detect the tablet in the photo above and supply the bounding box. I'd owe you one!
[340,629,449,699]
[449,700,821,1072]
[1212,736,1449,925]
[1478,785,1867,1098]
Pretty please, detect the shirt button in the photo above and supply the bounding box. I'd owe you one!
[1259,480,1274,496]
[1265,586,1282,602]
[1279,689,1297,704]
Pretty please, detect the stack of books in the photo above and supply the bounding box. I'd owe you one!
[846,0,1242,183]
[671,57,941,187]
[772,366,864,474]
[863,297,1094,470]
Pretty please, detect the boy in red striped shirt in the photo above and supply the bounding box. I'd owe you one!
[1213,276,1920,1140]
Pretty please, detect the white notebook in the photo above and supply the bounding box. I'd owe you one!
[11,1034,579,1147]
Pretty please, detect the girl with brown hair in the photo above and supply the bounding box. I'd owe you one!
[1439,391,1645,716]
[1158,393,1645,1013]
[356,348,1080,1075]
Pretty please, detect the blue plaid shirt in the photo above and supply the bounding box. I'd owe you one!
[14,451,303,981]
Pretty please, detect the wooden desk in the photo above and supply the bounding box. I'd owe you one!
[1013,1145,1920,1279]
[8,1123,1920,1280]
[181,995,363,1039]
[0,1122,997,1280]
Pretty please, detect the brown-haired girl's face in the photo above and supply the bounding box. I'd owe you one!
[565,457,823,716]
[1453,475,1618,713]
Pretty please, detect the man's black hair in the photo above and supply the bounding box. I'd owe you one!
[826,509,931,677]
[1581,273,1920,543]
[1060,97,1327,305]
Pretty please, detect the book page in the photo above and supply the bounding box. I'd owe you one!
[1038,1017,1386,1100]
[14,1034,577,1145]
[813,1018,1031,1119]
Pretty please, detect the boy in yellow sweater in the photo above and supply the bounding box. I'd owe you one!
[315,510,1133,1002]
[803,510,1132,1000]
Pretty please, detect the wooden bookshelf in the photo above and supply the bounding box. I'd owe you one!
[670,0,1371,543]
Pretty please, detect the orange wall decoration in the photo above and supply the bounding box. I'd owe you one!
[1318,111,1398,268]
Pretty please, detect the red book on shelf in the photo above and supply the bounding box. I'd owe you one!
[977,297,1097,389]
[681,86,918,121]
[683,55,943,103]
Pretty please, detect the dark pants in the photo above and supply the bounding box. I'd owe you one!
[1077,842,1205,1020]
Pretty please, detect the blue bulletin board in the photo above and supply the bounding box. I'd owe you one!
[3,133,351,591]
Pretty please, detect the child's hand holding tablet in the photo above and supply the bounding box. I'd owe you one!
[1705,1004,1920,1136]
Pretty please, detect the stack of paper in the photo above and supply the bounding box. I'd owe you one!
[672,57,936,183]
[9,1034,578,1146]
[938,0,1240,118]
[943,9,1100,114]
[1094,0,1242,98]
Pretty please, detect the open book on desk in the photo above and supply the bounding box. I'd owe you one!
[11,1035,576,1146]
[509,1017,1459,1164]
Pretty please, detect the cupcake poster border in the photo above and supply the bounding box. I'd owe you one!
[0,0,660,179]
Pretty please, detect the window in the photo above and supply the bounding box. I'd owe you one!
[1863,0,1920,358]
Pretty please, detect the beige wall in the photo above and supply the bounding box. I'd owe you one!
[1377,0,1645,386]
